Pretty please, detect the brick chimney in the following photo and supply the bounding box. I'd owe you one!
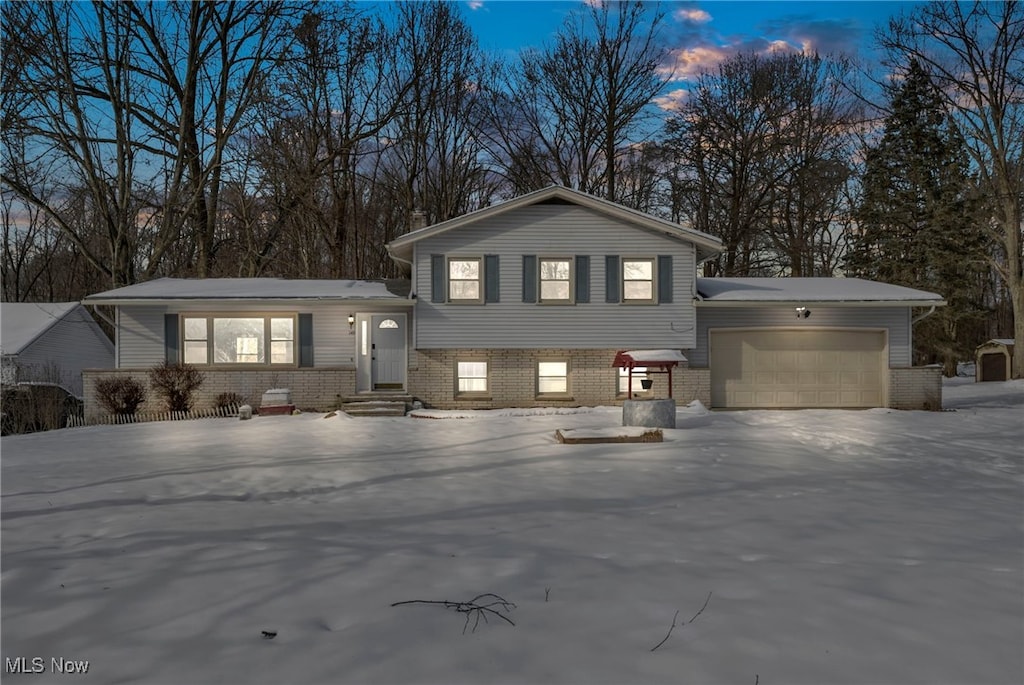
[410,210,427,231]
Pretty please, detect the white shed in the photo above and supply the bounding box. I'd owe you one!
[1,302,114,398]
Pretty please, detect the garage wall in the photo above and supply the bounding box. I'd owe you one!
[689,305,911,368]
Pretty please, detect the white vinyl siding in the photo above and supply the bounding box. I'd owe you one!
[14,305,114,397]
[414,204,698,349]
[115,303,397,369]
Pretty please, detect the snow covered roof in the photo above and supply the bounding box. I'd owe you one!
[621,349,689,363]
[84,278,412,305]
[387,186,724,268]
[978,338,1015,348]
[696,278,946,306]
[1,302,79,355]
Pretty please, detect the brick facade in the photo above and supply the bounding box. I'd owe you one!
[408,349,709,409]
[888,366,943,411]
[82,367,355,418]
[83,361,939,416]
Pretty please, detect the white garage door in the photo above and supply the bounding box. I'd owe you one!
[710,329,886,408]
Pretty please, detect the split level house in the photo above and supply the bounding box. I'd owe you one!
[81,186,947,416]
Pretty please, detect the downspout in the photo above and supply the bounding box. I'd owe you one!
[86,303,116,329]
[912,305,936,324]
[386,247,417,353]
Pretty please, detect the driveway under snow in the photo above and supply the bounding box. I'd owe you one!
[2,379,1022,684]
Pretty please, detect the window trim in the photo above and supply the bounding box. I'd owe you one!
[455,359,490,398]
[537,256,575,305]
[447,256,484,304]
[536,358,571,398]
[179,313,298,367]
[621,257,657,304]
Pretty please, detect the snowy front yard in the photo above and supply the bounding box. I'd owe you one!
[2,379,1022,685]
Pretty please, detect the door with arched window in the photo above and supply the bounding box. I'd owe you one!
[356,313,407,391]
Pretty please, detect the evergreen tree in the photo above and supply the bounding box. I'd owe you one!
[848,59,989,374]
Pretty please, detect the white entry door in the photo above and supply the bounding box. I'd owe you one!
[356,313,407,391]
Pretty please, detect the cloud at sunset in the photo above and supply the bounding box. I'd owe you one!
[674,8,712,24]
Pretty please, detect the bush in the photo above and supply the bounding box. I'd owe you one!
[215,391,244,412]
[148,362,204,413]
[94,376,148,416]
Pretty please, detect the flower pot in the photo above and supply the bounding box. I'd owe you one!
[640,379,653,390]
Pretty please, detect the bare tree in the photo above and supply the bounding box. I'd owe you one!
[484,1,667,203]
[1,2,150,288]
[879,0,1024,376]
[665,52,858,276]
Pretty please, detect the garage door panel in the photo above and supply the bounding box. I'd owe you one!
[710,329,886,408]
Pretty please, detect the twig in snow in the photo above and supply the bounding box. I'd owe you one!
[544,587,551,602]
[391,593,516,634]
[649,610,680,652]
[649,591,712,652]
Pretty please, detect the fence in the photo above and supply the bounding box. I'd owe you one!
[65,404,240,428]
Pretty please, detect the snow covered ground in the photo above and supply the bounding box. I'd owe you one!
[2,379,1022,685]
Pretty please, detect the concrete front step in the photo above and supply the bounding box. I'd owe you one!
[340,399,409,417]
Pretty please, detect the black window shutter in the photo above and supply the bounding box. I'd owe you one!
[164,314,179,364]
[575,255,590,303]
[657,255,673,303]
[522,255,537,303]
[605,255,620,303]
[431,254,445,303]
[484,254,500,303]
[298,313,314,367]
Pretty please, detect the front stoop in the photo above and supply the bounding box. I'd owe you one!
[340,394,413,417]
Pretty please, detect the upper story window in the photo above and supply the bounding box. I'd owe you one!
[448,258,482,302]
[539,258,573,303]
[622,258,655,302]
[181,315,295,365]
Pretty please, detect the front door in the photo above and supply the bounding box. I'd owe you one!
[356,313,407,391]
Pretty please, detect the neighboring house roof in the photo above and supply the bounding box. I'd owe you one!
[978,338,1015,348]
[386,185,725,266]
[696,278,947,307]
[1,302,79,355]
[83,278,412,305]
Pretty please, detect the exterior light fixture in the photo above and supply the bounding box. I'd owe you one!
[347,314,355,331]
[795,306,811,319]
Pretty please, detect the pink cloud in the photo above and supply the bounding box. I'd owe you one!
[657,45,730,81]
[653,88,690,112]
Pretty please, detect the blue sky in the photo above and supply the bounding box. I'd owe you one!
[453,0,921,107]
[459,1,917,58]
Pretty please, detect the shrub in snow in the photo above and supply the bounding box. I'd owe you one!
[215,391,244,413]
[148,362,204,413]
[94,376,147,416]
[238,405,253,420]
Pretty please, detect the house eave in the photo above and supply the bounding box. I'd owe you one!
[82,297,416,307]
[695,299,948,308]
[386,185,724,265]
